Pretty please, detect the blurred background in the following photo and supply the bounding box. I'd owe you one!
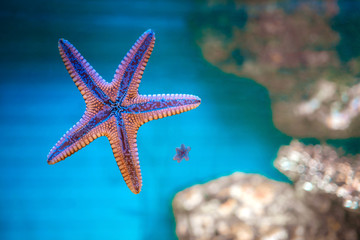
[1,0,360,239]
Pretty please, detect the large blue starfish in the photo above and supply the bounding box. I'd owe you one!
[47,29,201,194]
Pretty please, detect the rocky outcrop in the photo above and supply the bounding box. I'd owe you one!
[274,140,360,212]
[191,0,360,139]
[172,173,360,240]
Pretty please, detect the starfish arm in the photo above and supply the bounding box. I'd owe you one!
[47,105,113,164]
[58,39,111,107]
[110,29,155,104]
[125,94,201,124]
[106,113,142,194]
[173,149,182,161]
[184,148,190,161]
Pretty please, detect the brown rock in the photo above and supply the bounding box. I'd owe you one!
[172,173,360,240]
[274,140,360,212]
[191,0,360,139]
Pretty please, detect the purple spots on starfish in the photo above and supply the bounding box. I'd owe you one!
[117,30,154,102]
[115,113,140,190]
[59,39,110,104]
[126,98,200,113]
[48,105,113,162]
[173,144,191,163]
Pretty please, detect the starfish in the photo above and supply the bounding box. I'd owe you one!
[173,144,191,163]
[47,29,201,194]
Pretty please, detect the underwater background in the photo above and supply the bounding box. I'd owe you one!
[1,0,360,239]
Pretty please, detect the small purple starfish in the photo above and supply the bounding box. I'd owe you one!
[173,144,191,163]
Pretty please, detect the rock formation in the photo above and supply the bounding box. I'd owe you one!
[191,0,360,138]
[274,140,360,212]
[173,172,360,240]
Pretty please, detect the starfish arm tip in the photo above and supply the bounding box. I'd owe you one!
[146,29,154,34]
[47,155,58,165]
[128,180,142,194]
[46,152,55,164]
[143,29,155,41]
[132,188,141,194]
[47,157,59,165]
[58,38,68,47]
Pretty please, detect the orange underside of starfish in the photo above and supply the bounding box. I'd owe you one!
[47,29,201,194]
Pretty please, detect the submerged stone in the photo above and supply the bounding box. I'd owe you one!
[173,172,360,240]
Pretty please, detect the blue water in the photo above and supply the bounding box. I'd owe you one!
[0,1,290,239]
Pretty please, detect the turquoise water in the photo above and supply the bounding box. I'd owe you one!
[0,1,290,239]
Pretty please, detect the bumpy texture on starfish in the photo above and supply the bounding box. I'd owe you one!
[47,29,201,194]
[173,144,191,163]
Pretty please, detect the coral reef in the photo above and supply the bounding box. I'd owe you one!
[173,173,360,240]
[274,140,360,212]
[191,0,360,139]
